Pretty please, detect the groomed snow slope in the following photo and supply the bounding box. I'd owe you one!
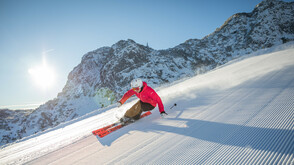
[1,44,294,164]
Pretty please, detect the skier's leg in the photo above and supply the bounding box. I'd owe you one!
[123,101,143,120]
[122,101,155,122]
[131,101,155,120]
[140,101,155,112]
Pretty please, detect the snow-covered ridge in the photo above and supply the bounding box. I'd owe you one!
[0,0,293,146]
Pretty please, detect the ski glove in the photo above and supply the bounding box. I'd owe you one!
[160,111,168,117]
[116,101,122,107]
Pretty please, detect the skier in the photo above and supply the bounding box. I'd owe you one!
[118,78,167,124]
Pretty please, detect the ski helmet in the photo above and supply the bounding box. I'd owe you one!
[131,78,143,88]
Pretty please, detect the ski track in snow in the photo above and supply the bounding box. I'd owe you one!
[1,45,294,164]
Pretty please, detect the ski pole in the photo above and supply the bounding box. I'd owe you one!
[170,103,177,109]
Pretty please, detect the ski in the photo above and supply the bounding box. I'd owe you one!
[92,122,118,135]
[92,111,152,138]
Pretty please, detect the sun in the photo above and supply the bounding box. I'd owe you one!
[28,59,56,90]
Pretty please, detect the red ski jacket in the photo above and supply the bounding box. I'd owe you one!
[119,82,165,113]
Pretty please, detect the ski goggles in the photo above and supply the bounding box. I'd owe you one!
[132,87,140,92]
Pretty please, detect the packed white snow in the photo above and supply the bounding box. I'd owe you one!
[1,43,294,164]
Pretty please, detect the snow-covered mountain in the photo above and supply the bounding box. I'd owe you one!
[1,0,293,146]
[1,40,293,165]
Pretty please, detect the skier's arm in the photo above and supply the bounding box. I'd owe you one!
[156,95,165,113]
[119,89,136,104]
[151,90,165,113]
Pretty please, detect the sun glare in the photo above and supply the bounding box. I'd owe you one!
[28,58,56,90]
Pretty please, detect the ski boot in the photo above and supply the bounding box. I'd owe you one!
[120,116,135,125]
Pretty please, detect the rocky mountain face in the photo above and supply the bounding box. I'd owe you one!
[1,0,293,146]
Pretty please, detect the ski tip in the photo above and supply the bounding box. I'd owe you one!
[145,111,152,115]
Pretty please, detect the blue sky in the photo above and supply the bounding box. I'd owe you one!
[0,0,287,109]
